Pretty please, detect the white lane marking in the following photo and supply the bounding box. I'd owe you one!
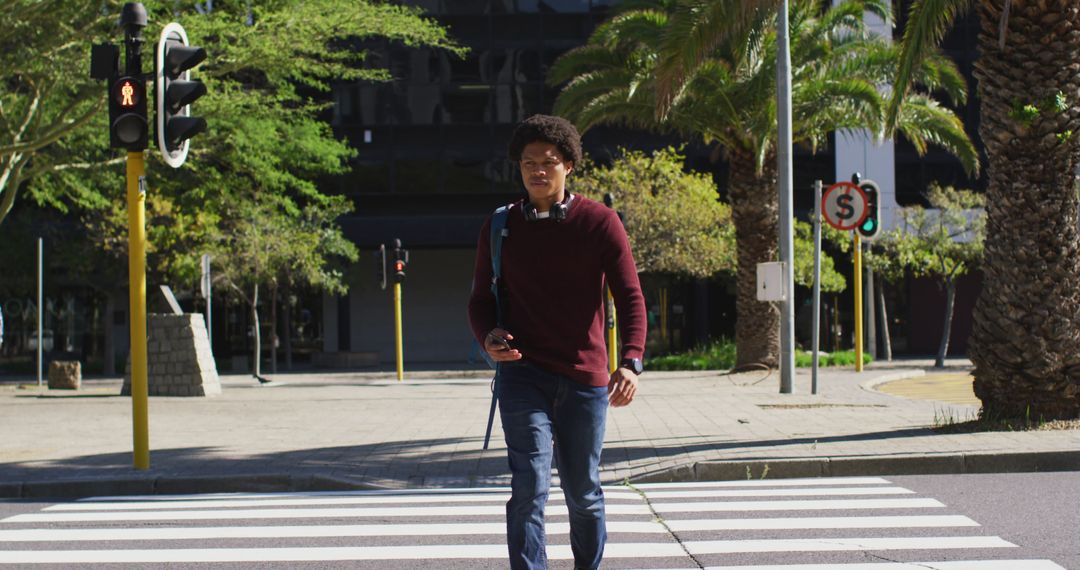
[651,498,945,512]
[664,515,979,531]
[0,520,667,542]
[641,487,914,499]
[3,502,651,523]
[686,536,1016,554]
[48,491,640,511]
[701,560,1066,570]
[633,477,892,489]
[0,542,687,563]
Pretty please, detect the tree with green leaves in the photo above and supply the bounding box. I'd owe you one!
[877,184,985,368]
[211,194,357,381]
[891,0,1080,419]
[1,1,459,228]
[573,147,736,278]
[550,0,976,368]
[2,1,460,375]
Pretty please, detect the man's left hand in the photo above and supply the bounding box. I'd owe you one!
[608,367,638,407]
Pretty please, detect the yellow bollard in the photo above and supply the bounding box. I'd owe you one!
[853,233,863,372]
[607,288,617,373]
[394,281,403,381]
[126,151,150,470]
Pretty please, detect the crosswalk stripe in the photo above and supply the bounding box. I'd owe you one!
[2,502,652,523]
[664,515,978,531]
[0,536,1015,564]
[47,491,641,511]
[652,498,944,512]
[699,560,1066,570]
[0,542,688,563]
[641,487,914,499]
[0,520,668,542]
[632,477,892,489]
[685,536,1016,554]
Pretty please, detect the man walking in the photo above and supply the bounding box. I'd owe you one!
[468,114,647,570]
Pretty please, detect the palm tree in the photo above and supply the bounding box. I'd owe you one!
[550,0,977,367]
[891,1,1080,420]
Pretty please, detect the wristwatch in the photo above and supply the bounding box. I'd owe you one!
[620,357,643,375]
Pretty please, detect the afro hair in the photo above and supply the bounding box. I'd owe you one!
[507,114,583,165]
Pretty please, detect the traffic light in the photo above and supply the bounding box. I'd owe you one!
[156,22,207,168]
[109,74,148,149]
[857,179,881,239]
[390,238,408,284]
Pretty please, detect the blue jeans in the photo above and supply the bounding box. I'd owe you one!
[498,362,608,570]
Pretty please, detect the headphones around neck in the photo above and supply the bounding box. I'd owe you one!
[522,192,574,222]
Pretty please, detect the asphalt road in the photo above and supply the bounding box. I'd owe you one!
[0,473,1075,569]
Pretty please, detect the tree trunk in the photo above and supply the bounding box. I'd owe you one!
[878,274,892,362]
[271,282,278,375]
[104,291,115,376]
[969,0,1080,419]
[251,283,261,379]
[865,265,877,360]
[727,148,780,368]
[936,279,956,368]
[283,287,293,371]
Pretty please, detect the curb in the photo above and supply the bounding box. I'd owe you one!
[859,369,926,393]
[0,473,392,500]
[628,450,1080,484]
[7,450,1079,499]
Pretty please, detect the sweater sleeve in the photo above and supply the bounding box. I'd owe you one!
[467,216,497,344]
[602,210,647,361]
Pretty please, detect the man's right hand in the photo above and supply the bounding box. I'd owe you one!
[485,328,522,362]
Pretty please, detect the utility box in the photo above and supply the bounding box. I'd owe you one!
[756,262,786,302]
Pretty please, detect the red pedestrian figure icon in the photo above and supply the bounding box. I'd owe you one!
[121,81,135,106]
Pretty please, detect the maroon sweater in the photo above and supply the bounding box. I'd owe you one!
[468,195,647,387]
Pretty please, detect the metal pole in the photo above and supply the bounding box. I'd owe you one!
[853,233,863,372]
[394,282,403,382]
[777,0,796,393]
[202,254,212,353]
[127,152,150,469]
[811,181,822,394]
[37,237,42,388]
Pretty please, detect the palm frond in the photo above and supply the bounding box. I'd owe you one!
[547,45,629,86]
[654,0,778,117]
[886,0,973,134]
[895,94,980,176]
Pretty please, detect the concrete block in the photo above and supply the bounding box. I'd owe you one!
[47,361,81,390]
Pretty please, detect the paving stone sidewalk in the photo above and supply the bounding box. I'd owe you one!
[1,358,1077,498]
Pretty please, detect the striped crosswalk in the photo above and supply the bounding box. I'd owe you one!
[0,476,1065,569]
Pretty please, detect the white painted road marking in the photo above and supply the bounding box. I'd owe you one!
[0,536,1015,564]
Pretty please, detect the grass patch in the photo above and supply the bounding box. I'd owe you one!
[933,405,1080,433]
[646,340,872,371]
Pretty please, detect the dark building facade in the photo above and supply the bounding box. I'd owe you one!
[320,0,982,364]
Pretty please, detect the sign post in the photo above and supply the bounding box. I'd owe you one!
[811,180,822,394]
[821,181,869,373]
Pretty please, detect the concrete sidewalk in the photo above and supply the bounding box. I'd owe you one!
[1,358,1078,498]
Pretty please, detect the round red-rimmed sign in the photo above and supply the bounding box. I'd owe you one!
[822,181,869,231]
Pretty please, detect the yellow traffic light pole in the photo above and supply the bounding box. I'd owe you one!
[126,151,150,469]
[853,233,863,372]
[607,289,617,373]
[394,282,404,382]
